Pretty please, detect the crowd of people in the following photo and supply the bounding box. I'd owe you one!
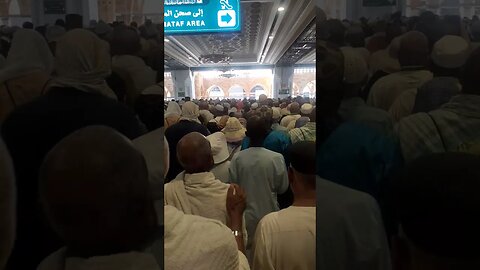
[0,13,166,270]
[0,10,317,270]
[317,7,480,270]
[163,94,317,269]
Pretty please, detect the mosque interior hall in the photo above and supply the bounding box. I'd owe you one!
[164,0,316,100]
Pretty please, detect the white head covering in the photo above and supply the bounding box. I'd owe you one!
[0,138,15,269]
[206,132,230,164]
[180,101,200,123]
[165,101,182,117]
[0,29,54,83]
[52,29,117,99]
[301,103,314,115]
[141,84,163,95]
[431,35,470,69]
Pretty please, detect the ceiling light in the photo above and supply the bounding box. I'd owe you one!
[188,56,193,60]
[269,35,274,39]
[278,7,285,12]
[164,38,170,42]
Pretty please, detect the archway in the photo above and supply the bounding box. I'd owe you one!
[164,87,173,99]
[250,84,266,100]
[207,85,225,99]
[302,80,316,98]
[228,85,245,99]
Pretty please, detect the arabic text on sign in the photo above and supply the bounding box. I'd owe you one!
[164,0,204,6]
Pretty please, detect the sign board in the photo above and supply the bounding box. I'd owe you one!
[164,0,241,35]
[363,0,396,6]
[44,0,66,14]
[279,89,290,95]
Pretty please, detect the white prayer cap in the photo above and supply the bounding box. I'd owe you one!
[431,35,470,69]
[251,102,259,109]
[272,107,281,120]
[301,103,313,115]
[215,104,224,112]
[206,132,230,164]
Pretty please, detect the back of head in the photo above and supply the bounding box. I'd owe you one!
[135,91,164,131]
[55,19,65,27]
[289,102,301,114]
[22,22,33,29]
[319,19,346,46]
[317,42,344,116]
[385,23,403,44]
[0,29,54,82]
[110,25,141,56]
[177,132,213,173]
[288,141,316,187]
[65,14,83,31]
[431,35,469,74]
[393,153,480,268]
[398,31,430,67]
[257,105,273,124]
[345,25,365,47]
[55,29,112,88]
[460,47,480,95]
[246,115,269,143]
[0,138,15,269]
[181,101,200,121]
[39,126,155,257]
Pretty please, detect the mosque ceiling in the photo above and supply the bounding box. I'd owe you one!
[165,0,316,69]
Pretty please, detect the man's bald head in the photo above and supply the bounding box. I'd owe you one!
[398,31,430,67]
[39,126,156,257]
[177,132,214,174]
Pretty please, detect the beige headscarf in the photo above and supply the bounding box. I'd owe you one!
[52,29,117,99]
[0,138,15,269]
[0,29,54,83]
[180,101,200,123]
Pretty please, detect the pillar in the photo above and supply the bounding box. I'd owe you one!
[273,66,294,99]
[171,70,194,100]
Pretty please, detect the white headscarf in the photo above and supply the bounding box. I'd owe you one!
[0,138,15,269]
[180,101,200,123]
[165,101,181,117]
[0,29,54,83]
[52,29,117,99]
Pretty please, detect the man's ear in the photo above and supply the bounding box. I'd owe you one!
[391,235,411,270]
[288,167,294,185]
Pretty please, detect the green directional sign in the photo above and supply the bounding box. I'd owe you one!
[164,0,241,35]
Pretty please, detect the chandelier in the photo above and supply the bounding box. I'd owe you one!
[218,63,237,79]
[199,53,231,64]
